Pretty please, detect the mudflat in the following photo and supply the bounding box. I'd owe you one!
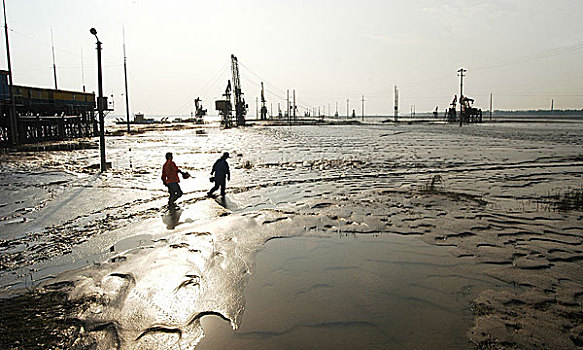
[1,120,582,349]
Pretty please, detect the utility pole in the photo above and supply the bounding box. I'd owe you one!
[260,82,267,120]
[489,93,493,122]
[346,99,349,118]
[51,28,58,90]
[3,0,17,144]
[256,96,259,120]
[335,101,338,117]
[458,68,466,127]
[81,48,86,92]
[91,28,107,172]
[394,85,399,122]
[293,89,296,120]
[361,95,365,121]
[287,89,290,126]
[123,27,130,133]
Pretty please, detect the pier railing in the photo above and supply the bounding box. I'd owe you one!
[0,111,98,146]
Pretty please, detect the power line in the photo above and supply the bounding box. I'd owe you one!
[170,60,230,115]
[8,27,87,59]
[473,40,583,71]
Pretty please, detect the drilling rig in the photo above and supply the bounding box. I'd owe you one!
[231,54,247,126]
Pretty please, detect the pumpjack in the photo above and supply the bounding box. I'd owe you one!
[445,94,483,123]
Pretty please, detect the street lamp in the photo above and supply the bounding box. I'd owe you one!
[90,28,107,172]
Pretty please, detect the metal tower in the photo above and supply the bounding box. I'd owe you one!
[231,54,247,126]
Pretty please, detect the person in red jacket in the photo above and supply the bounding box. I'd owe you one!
[161,152,187,205]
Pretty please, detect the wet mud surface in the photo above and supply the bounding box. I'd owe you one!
[1,121,582,349]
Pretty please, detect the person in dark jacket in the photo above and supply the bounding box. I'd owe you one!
[207,152,230,197]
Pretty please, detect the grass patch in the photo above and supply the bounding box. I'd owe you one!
[421,174,443,194]
[536,187,583,212]
[419,174,487,206]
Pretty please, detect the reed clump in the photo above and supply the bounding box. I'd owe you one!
[419,174,487,206]
[537,187,583,212]
[421,174,443,194]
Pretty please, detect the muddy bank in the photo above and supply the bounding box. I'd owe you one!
[0,121,582,349]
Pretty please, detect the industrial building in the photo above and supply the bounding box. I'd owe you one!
[0,70,98,145]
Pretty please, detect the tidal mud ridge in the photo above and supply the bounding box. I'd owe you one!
[1,121,582,349]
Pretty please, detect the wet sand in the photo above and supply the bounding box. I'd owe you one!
[1,119,582,349]
[197,234,498,349]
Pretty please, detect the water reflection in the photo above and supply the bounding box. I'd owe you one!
[162,207,183,229]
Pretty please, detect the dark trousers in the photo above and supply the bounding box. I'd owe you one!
[167,182,183,203]
[208,176,226,196]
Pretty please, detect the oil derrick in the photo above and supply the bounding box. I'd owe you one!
[215,80,233,128]
[231,54,247,126]
[260,82,268,120]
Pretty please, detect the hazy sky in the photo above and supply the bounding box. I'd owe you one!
[2,0,582,116]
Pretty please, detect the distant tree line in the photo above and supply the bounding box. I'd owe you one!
[494,109,583,115]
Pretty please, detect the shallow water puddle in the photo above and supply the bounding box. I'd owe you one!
[198,234,501,349]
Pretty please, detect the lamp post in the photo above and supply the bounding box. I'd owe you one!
[90,28,107,172]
